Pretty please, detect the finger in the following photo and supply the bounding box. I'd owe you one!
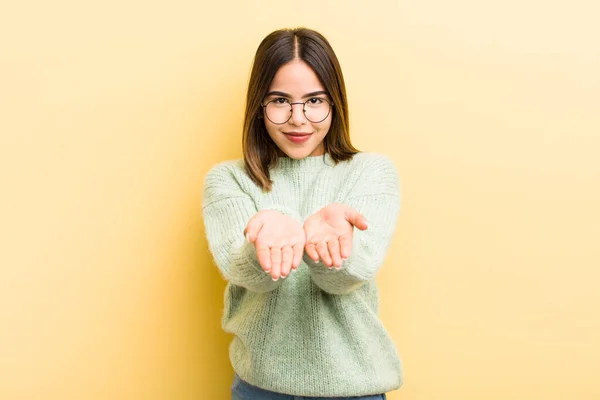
[339,233,353,260]
[345,208,368,231]
[255,240,272,273]
[292,243,304,269]
[270,247,282,280]
[316,241,332,267]
[280,245,293,278]
[328,240,342,268]
[305,242,319,263]
[244,218,264,242]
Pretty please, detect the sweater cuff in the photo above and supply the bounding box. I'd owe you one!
[227,238,283,292]
[340,230,377,279]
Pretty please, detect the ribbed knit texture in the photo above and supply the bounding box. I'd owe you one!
[202,152,402,397]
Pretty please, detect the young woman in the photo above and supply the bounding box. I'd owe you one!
[202,27,402,399]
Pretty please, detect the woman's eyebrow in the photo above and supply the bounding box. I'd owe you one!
[265,90,328,98]
[303,90,328,98]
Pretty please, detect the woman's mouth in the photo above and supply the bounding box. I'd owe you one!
[284,132,312,144]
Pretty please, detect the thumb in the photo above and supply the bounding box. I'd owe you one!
[244,217,265,242]
[345,207,368,231]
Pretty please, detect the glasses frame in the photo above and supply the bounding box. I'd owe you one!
[261,98,334,125]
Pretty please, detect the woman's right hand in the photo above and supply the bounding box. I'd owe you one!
[244,210,306,281]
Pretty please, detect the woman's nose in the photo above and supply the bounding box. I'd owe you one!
[289,103,306,125]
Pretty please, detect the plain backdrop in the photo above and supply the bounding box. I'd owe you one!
[1,1,599,399]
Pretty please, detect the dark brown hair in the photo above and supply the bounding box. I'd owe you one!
[242,27,359,191]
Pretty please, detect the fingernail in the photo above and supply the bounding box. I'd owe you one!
[246,233,250,242]
[315,260,319,264]
[281,275,287,279]
[264,270,271,274]
[335,266,342,270]
[272,277,279,281]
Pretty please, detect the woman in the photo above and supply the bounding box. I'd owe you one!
[202,27,402,399]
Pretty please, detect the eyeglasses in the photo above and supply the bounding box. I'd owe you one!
[261,97,334,125]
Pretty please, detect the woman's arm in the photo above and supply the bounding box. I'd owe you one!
[303,156,401,295]
[202,162,300,292]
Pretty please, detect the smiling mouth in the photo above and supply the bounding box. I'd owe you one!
[283,133,312,144]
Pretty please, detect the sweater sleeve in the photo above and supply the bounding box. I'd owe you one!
[303,156,401,295]
[202,162,299,293]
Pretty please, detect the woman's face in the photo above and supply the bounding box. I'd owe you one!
[262,60,332,159]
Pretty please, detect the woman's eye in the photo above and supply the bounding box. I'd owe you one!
[274,97,288,104]
[308,97,324,104]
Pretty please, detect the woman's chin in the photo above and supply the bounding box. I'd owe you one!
[278,143,325,160]
[280,148,315,160]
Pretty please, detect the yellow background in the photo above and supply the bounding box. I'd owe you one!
[1,1,599,399]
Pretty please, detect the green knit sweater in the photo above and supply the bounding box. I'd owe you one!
[202,152,402,397]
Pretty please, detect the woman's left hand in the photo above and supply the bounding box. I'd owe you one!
[303,203,368,268]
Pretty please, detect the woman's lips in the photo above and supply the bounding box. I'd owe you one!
[284,132,311,144]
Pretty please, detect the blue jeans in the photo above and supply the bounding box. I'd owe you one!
[231,374,387,400]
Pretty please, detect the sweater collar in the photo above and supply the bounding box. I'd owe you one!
[273,153,335,171]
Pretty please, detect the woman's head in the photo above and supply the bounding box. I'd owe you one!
[243,27,358,191]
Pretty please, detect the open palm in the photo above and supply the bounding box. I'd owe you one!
[245,210,305,281]
[304,203,368,268]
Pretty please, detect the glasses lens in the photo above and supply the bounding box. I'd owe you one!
[265,100,291,124]
[304,98,331,123]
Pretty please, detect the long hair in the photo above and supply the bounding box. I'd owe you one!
[242,27,358,191]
